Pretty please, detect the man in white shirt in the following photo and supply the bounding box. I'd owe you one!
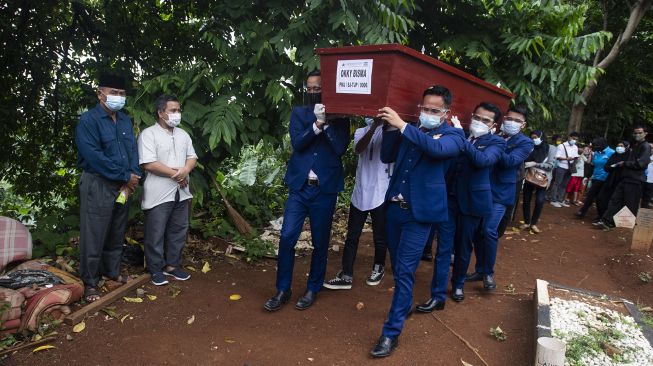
[550,131,579,207]
[138,95,197,286]
[323,117,391,290]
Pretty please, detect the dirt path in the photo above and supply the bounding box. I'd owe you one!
[7,205,653,366]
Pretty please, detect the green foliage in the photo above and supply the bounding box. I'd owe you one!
[30,213,80,259]
[563,327,635,365]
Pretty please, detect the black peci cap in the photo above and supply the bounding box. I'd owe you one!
[98,72,126,90]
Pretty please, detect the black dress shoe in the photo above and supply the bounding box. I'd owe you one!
[451,288,465,302]
[465,272,483,282]
[574,211,585,219]
[416,298,445,313]
[264,290,292,312]
[370,336,398,358]
[295,290,317,310]
[420,253,433,262]
[483,274,497,291]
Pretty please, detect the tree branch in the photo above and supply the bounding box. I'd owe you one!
[597,0,652,69]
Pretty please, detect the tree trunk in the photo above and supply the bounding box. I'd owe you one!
[567,0,652,133]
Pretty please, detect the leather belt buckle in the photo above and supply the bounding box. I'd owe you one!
[306,178,319,186]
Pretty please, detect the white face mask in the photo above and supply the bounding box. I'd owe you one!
[103,94,126,111]
[165,113,181,127]
[469,119,491,138]
[616,146,626,154]
[533,137,542,146]
[501,121,522,136]
[569,139,577,146]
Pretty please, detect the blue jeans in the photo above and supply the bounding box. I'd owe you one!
[275,184,337,293]
[474,202,507,276]
[381,203,432,339]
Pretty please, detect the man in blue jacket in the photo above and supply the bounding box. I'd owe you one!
[369,85,465,358]
[576,137,614,221]
[438,103,506,305]
[264,70,350,312]
[75,73,141,302]
[468,105,533,290]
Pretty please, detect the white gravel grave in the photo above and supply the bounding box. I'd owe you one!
[550,297,653,366]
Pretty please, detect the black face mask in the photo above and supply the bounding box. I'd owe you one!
[307,92,322,105]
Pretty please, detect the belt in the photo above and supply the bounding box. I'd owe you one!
[306,178,319,186]
[390,200,409,209]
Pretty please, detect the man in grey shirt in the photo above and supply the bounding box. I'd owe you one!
[138,94,197,286]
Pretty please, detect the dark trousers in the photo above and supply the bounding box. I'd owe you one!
[578,179,605,218]
[602,180,643,224]
[452,214,484,289]
[276,184,337,293]
[497,179,523,238]
[642,182,653,209]
[472,203,506,277]
[144,193,190,274]
[79,172,128,288]
[522,181,547,225]
[381,203,432,339]
[341,203,387,276]
[428,199,457,302]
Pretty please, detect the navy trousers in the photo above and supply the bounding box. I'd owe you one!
[428,199,457,302]
[381,203,432,339]
[451,213,484,289]
[474,202,507,276]
[276,184,338,293]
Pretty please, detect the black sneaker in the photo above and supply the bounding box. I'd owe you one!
[366,264,385,286]
[323,271,352,290]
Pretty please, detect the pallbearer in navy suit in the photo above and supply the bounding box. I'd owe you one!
[264,71,350,312]
[446,103,507,303]
[369,86,465,358]
[467,105,533,290]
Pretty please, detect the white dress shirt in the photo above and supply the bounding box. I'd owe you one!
[351,126,391,211]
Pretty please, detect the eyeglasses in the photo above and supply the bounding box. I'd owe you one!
[418,105,448,115]
[503,116,525,124]
[472,113,495,124]
[633,132,645,135]
[306,86,322,92]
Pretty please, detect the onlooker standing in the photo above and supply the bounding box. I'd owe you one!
[521,131,556,233]
[599,126,651,229]
[550,132,579,207]
[576,137,614,220]
[139,95,197,286]
[75,73,140,302]
[643,144,653,209]
[323,117,390,290]
[565,146,588,206]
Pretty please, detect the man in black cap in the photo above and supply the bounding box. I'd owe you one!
[75,72,140,302]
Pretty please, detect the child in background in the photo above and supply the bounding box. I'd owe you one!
[565,144,589,206]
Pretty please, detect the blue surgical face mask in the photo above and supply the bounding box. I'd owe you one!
[419,112,442,129]
[533,137,542,146]
[616,146,626,154]
[103,94,126,112]
[364,117,374,127]
[501,121,522,136]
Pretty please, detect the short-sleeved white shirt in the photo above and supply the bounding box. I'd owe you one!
[350,126,391,211]
[555,141,579,170]
[138,123,197,210]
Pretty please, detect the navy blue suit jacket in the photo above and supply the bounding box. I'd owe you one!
[453,134,506,217]
[283,105,350,194]
[491,132,534,205]
[381,122,465,223]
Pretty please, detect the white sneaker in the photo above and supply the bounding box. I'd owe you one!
[519,224,531,230]
[560,201,570,207]
[551,202,562,208]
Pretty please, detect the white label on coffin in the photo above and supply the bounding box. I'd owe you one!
[336,59,373,94]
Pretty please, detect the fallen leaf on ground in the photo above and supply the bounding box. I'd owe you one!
[185,266,196,272]
[490,326,507,341]
[308,358,314,362]
[147,295,157,301]
[72,321,85,333]
[66,334,73,341]
[123,297,143,303]
[229,294,242,301]
[461,359,474,366]
[32,334,42,342]
[32,345,56,353]
[187,315,195,325]
[101,307,118,318]
[202,262,211,273]
[169,285,181,298]
[505,237,512,240]
[224,337,236,343]
[356,302,365,310]
[120,314,130,323]
[640,306,653,312]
